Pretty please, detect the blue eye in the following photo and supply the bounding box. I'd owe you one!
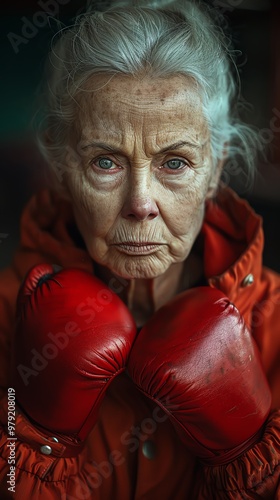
[97,158,114,169]
[164,159,186,170]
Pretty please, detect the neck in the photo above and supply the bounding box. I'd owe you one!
[95,253,203,327]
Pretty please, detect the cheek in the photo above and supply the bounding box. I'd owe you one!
[67,174,122,237]
[160,172,209,237]
[164,198,205,262]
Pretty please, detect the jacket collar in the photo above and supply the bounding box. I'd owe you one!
[202,187,263,318]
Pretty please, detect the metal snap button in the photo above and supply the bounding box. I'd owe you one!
[242,273,254,287]
[142,440,156,460]
[40,445,52,455]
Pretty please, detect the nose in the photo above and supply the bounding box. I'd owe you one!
[121,170,159,222]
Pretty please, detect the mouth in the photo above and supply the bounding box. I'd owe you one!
[112,242,163,255]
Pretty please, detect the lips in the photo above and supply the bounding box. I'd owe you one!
[113,242,162,255]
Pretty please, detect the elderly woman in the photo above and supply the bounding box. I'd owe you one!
[0,0,279,498]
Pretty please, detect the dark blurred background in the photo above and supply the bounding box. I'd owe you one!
[0,0,280,270]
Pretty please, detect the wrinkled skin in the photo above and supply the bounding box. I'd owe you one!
[63,73,222,323]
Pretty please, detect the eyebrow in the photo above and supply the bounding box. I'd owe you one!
[81,140,203,154]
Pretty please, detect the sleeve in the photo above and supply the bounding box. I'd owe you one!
[0,398,108,500]
[0,296,13,400]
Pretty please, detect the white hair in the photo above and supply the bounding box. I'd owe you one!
[37,0,260,190]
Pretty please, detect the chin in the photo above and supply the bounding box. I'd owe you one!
[107,254,169,280]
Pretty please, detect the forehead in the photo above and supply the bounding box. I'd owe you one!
[75,73,208,142]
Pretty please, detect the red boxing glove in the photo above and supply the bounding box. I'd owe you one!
[128,287,271,465]
[12,264,136,455]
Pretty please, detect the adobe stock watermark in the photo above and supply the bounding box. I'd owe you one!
[211,0,244,30]
[16,272,129,386]
[251,292,280,329]
[212,0,244,11]
[6,388,17,494]
[256,107,280,152]
[0,233,9,245]
[7,0,70,55]
[62,399,176,500]
[222,107,280,188]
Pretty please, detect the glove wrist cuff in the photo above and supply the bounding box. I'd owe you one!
[200,420,268,466]
[2,400,85,458]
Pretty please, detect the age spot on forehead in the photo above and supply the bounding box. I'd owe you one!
[76,73,209,148]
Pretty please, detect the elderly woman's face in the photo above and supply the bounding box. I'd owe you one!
[65,74,219,279]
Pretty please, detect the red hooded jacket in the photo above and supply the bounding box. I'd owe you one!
[0,186,279,499]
